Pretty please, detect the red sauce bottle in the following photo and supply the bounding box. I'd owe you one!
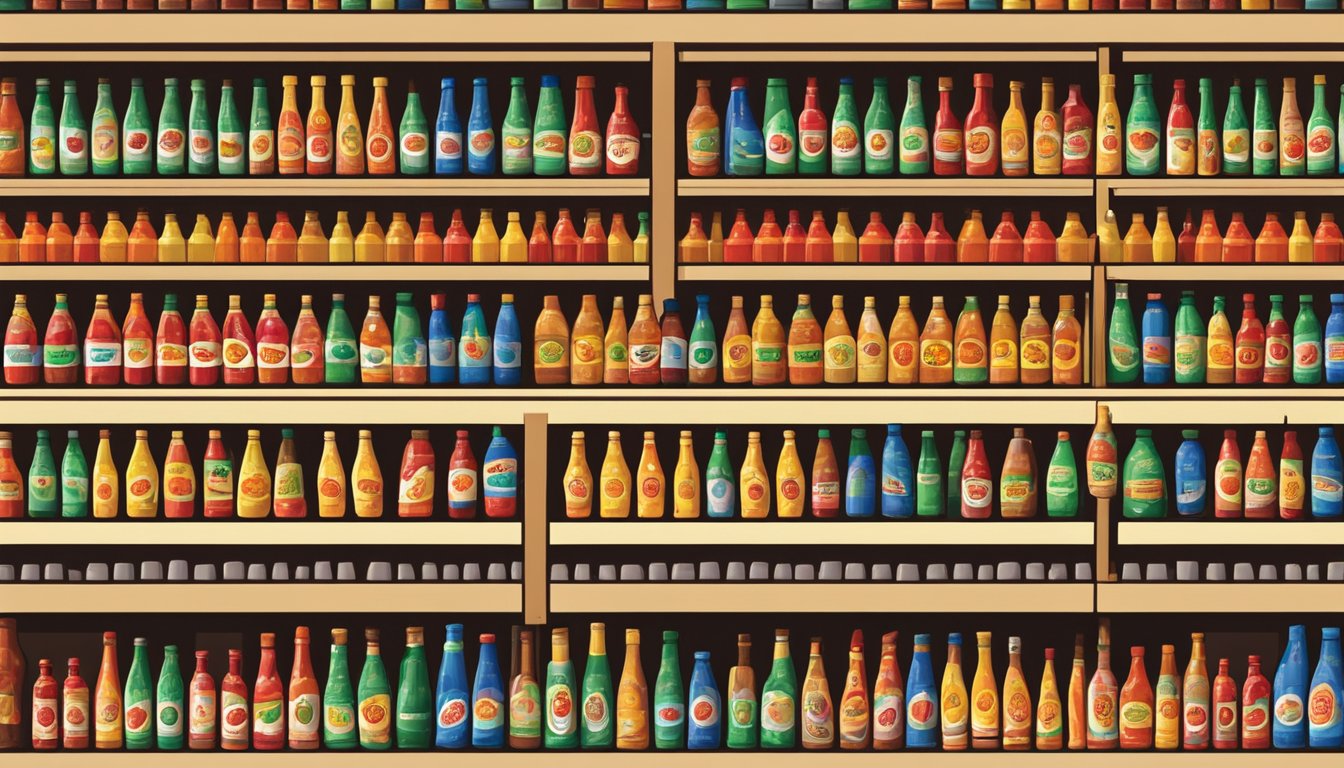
[414,213,442,263]
[121,292,154,386]
[266,211,297,263]
[84,294,122,386]
[660,298,688,385]
[858,212,893,263]
[448,429,478,520]
[1213,430,1242,519]
[1211,658,1238,750]
[1234,293,1264,384]
[46,212,72,262]
[924,212,955,263]
[989,212,1023,263]
[1221,212,1253,263]
[164,431,195,518]
[1023,212,1057,263]
[42,293,78,385]
[188,650,216,750]
[398,429,435,518]
[1255,213,1288,262]
[19,212,47,263]
[960,430,992,518]
[804,210,833,263]
[155,293,188,386]
[579,210,607,263]
[724,209,754,263]
[1280,430,1304,520]
[62,657,89,749]
[1118,646,1153,749]
[251,633,284,750]
[605,84,640,176]
[1263,299,1291,385]
[569,75,602,177]
[782,210,806,263]
[1177,210,1197,263]
[753,209,784,263]
[798,77,828,174]
[1313,212,1342,262]
[221,294,257,386]
[442,209,471,263]
[73,212,99,263]
[963,73,999,177]
[529,211,552,263]
[894,212,924,263]
[1061,84,1095,176]
[189,295,222,387]
[203,430,232,517]
[1240,656,1271,750]
[255,293,290,385]
[811,429,840,518]
[32,658,58,749]
[933,77,964,176]
[1243,429,1277,519]
[220,649,249,751]
[552,208,580,264]
[3,294,39,385]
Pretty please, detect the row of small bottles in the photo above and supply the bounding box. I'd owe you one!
[0,74,640,177]
[7,0,1339,10]
[680,209,1091,263]
[0,208,650,264]
[561,425,1081,519]
[1099,207,1344,263]
[0,426,517,519]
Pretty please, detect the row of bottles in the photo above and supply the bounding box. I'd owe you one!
[687,74,1094,177]
[0,208,649,264]
[679,208,1091,263]
[1099,207,1344,263]
[5,0,1339,10]
[1107,286,1344,386]
[0,426,517,519]
[562,424,1081,519]
[0,74,640,177]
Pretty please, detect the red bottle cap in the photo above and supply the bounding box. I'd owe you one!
[973,73,993,88]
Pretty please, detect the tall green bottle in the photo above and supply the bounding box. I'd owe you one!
[90,78,119,176]
[1121,429,1166,519]
[1307,74,1335,176]
[155,78,186,176]
[122,78,152,175]
[396,627,433,749]
[952,296,986,385]
[898,75,929,175]
[1196,78,1218,176]
[1223,79,1250,176]
[831,77,861,176]
[28,77,55,176]
[500,76,532,177]
[1045,432,1079,517]
[187,79,214,176]
[705,430,736,518]
[324,293,358,384]
[124,637,155,749]
[357,628,392,751]
[248,78,273,175]
[27,429,57,518]
[915,430,943,517]
[1124,74,1159,176]
[653,631,684,749]
[399,83,430,176]
[532,75,566,177]
[1173,290,1206,385]
[864,76,895,176]
[391,292,425,378]
[759,630,796,749]
[1252,78,1277,177]
[1107,282,1140,384]
[544,628,579,749]
[323,628,357,750]
[763,78,796,175]
[217,80,244,176]
[61,429,88,518]
[156,645,184,750]
[57,80,87,175]
[580,622,614,748]
[945,428,966,515]
[1294,294,1323,385]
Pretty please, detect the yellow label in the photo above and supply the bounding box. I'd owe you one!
[1021,338,1051,370]
[1052,339,1080,370]
[991,338,1019,369]
[723,334,752,371]
[163,461,195,503]
[919,338,952,370]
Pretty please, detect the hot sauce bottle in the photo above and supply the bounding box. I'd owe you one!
[221,295,256,385]
[933,77,964,176]
[4,294,39,385]
[121,293,154,386]
[1235,293,1264,383]
[1214,430,1243,518]
[188,295,221,386]
[605,84,640,176]
[33,658,58,749]
[1279,430,1305,520]
[155,294,187,385]
[1118,646,1153,749]
[964,74,998,176]
[1241,655,1271,749]
[63,656,90,749]
[1212,658,1238,750]
[1061,83,1095,175]
[959,429,992,519]
[447,429,478,519]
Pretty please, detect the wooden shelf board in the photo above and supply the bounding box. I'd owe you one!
[0,178,650,197]
[1125,50,1344,63]
[678,178,1093,197]
[0,398,532,424]
[1107,264,1344,281]
[0,520,521,547]
[550,583,1094,613]
[2,264,650,282]
[1,49,650,62]
[1117,520,1344,546]
[1108,178,1344,196]
[681,49,1096,62]
[0,583,521,613]
[678,264,1093,281]
[1100,397,1340,425]
[1098,583,1344,613]
[550,520,1094,546]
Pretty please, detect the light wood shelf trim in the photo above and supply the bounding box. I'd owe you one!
[0,520,521,547]
[680,50,1097,63]
[0,50,651,63]
[550,520,1094,546]
[550,583,1094,613]
[1117,520,1344,546]
[0,264,650,282]
[0,178,650,197]
[678,264,1093,282]
[1100,398,1341,425]
[1125,50,1344,63]
[1109,178,1344,197]
[1097,583,1344,613]
[1107,264,1344,281]
[678,178,1094,197]
[0,398,529,424]
[543,397,1099,425]
[0,583,521,613]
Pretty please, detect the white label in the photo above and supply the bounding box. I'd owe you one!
[158,700,183,737]
[190,690,216,737]
[123,130,151,160]
[256,341,289,370]
[437,130,463,160]
[189,340,221,368]
[866,129,894,160]
[157,343,188,368]
[218,131,245,169]
[447,467,477,505]
[189,129,214,165]
[84,340,122,368]
[289,693,320,741]
[33,696,58,741]
[249,130,274,162]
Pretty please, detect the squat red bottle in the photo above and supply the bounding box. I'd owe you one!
[960,429,993,519]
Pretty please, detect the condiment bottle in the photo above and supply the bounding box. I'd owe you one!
[941,633,968,749]
[1244,430,1278,518]
[918,296,953,384]
[1241,655,1271,749]
[1256,212,1288,262]
[1000,427,1037,518]
[1002,636,1031,749]
[1019,295,1052,386]
[1184,633,1211,750]
[1118,647,1153,749]
[960,429,992,519]
[1036,647,1062,750]
[1214,430,1243,518]
[1087,624,1118,749]
[1212,658,1238,750]
[751,295,786,386]
[956,210,988,263]
[1052,295,1082,385]
[963,73,998,176]
[1023,212,1056,263]
[628,295,662,386]
[953,296,987,385]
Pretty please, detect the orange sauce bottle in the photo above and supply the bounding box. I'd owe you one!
[1255,213,1288,262]
[297,211,328,263]
[1244,429,1278,518]
[1019,295,1051,386]
[127,210,157,263]
[856,296,886,384]
[627,295,662,386]
[953,296,988,385]
[956,210,989,262]
[533,295,571,386]
[571,294,604,386]
[823,295,856,384]
[604,297,629,385]
[1194,210,1222,263]
[359,295,392,384]
[1023,212,1057,263]
[1314,212,1343,263]
[335,75,364,176]
[858,212,893,263]
[804,210,833,263]
[782,209,806,263]
[18,212,45,263]
[989,212,1023,263]
[787,294,823,385]
[753,209,784,263]
[384,212,413,263]
[46,212,72,262]
[529,212,552,263]
[1221,212,1253,262]
[563,431,592,519]
[74,212,100,263]
[214,212,239,263]
[305,75,333,176]
[887,295,919,384]
[721,296,751,385]
[723,209,754,263]
[0,213,17,262]
[894,212,923,263]
[751,295,786,386]
[265,211,297,263]
[1118,647,1154,749]
[365,77,395,175]
[413,213,441,263]
[239,212,265,263]
[277,75,305,175]
[1051,295,1082,385]
[989,295,1019,384]
[635,431,665,518]
[678,212,709,263]
[354,212,385,263]
[918,296,953,384]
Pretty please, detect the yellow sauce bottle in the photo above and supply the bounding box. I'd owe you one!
[297,211,328,263]
[473,209,500,263]
[708,211,724,263]
[384,212,413,263]
[604,297,629,385]
[722,295,752,385]
[354,212,384,263]
[1057,212,1089,263]
[1001,81,1030,177]
[571,294,604,385]
[801,638,835,748]
[316,430,346,518]
[672,430,700,518]
[1122,213,1153,263]
[563,431,593,518]
[1097,210,1123,263]
[237,428,272,518]
[1034,78,1062,176]
[351,429,383,518]
[157,213,186,262]
[751,296,787,386]
[887,295,920,384]
[336,75,365,175]
[970,631,1000,749]
[500,211,527,263]
[1002,636,1032,750]
[775,429,805,518]
[739,430,770,518]
[608,212,633,263]
[1289,211,1312,262]
[599,430,631,518]
[832,210,858,263]
[124,429,159,518]
[856,296,886,383]
[92,428,119,518]
[943,634,970,749]
[635,431,665,518]
[823,294,856,384]
[632,212,650,263]
[1097,74,1124,176]
[187,214,214,263]
[329,211,354,263]
[1151,207,1176,263]
[99,211,128,263]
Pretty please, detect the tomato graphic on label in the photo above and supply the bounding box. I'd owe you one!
[440,699,466,727]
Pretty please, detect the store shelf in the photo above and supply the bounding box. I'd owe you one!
[0,520,521,547]
[551,520,1094,546]
[1124,49,1344,63]
[0,583,521,613]
[1098,583,1344,613]
[678,178,1093,197]
[0,178,650,198]
[678,264,1093,282]
[1117,520,1344,547]
[681,49,1096,63]
[1,49,650,63]
[1106,264,1344,282]
[550,583,1094,613]
[1107,178,1344,197]
[1100,397,1340,425]
[0,396,532,424]
[1,264,649,283]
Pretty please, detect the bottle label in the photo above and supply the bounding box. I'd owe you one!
[661,336,688,371]
[60,126,89,162]
[1244,695,1270,733]
[919,338,952,370]
[158,699,183,737]
[94,692,119,735]
[157,342,188,368]
[1087,685,1117,738]
[1120,699,1153,731]
[1002,125,1029,171]
[501,128,531,164]
[933,128,963,163]
[274,124,303,165]
[1245,473,1276,508]
[274,462,303,501]
[1213,698,1238,740]
[962,476,993,509]
[1253,129,1277,163]
[1125,121,1160,171]
[1166,125,1195,174]
[568,130,601,168]
[3,343,38,367]
[63,475,89,504]
[1143,335,1172,367]
[1280,458,1304,509]
[158,127,185,160]
[760,690,795,733]
[1309,682,1338,730]
[221,338,254,370]
[203,458,233,502]
[1274,692,1303,727]
[429,336,455,369]
[33,695,58,741]
[1208,337,1234,370]
[790,342,822,367]
[401,131,429,163]
[1265,332,1291,370]
[291,341,321,369]
[190,128,216,165]
[629,342,660,372]
[447,467,477,505]
[220,691,247,741]
[537,339,569,369]
[655,699,686,729]
[534,129,565,162]
[126,698,152,735]
[866,128,894,162]
[91,113,118,163]
[991,338,1018,369]
[1000,472,1033,505]
[606,132,639,168]
[393,337,426,369]
[357,693,391,743]
[799,128,827,160]
[64,688,89,736]
[127,473,157,505]
[955,337,985,370]
[871,691,904,740]
[907,689,935,731]
[882,472,908,497]
[289,693,319,740]
[30,472,56,504]
[1295,340,1322,371]
[832,120,860,160]
[689,339,717,370]
[305,129,330,164]
[218,131,245,168]
[248,129,274,164]
[124,128,151,161]
[510,684,541,737]
[484,457,517,500]
[91,473,115,507]
[30,123,56,170]
[1308,126,1334,165]
[190,340,221,368]
[492,340,519,371]
[689,693,718,729]
[190,691,216,737]
[724,334,751,372]
[546,684,576,735]
[366,130,393,165]
[1062,117,1091,161]
[437,130,463,160]
[360,343,390,373]
[706,477,733,515]
[398,464,433,505]
[825,335,856,372]
[123,337,152,369]
[1174,335,1203,377]
[605,341,626,367]
[164,461,195,503]
[964,125,997,166]
[1223,128,1249,165]
[900,126,929,164]
[1281,120,1305,168]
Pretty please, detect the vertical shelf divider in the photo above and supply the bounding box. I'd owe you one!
[524,411,550,625]
[652,40,678,304]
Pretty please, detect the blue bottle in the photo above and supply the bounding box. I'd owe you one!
[435,78,463,176]
[880,424,913,518]
[845,428,875,517]
[686,0,724,6]
[1274,624,1309,749]
[1310,626,1343,748]
[1326,293,1344,384]
[458,293,492,386]
[434,623,470,748]
[396,0,424,7]
[471,632,505,748]
[482,426,518,517]
[724,78,763,177]
[1174,429,1207,516]
[428,293,456,385]
[905,633,938,749]
[492,293,521,386]
[466,77,496,176]
[686,651,721,749]
[1313,427,1343,518]
[1141,292,1172,384]
[967,0,997,8]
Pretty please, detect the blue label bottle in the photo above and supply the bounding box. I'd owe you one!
[1174,429,1207,516]
[1141,292,1172,385]
[845,428,875,518]
[1274,624,1309,749]
[435,78,463,176]
[492,293,521,386]
[1309,626,1343,748]
[686,651,722,749]
[724,78,763,177]
[1313,427,1344,518]
[880,423,913,518]
[482,426,517,517]
[466,77,496,176]
[434,623,469,748]
[428,293,456,385]
[471,632,504,748]
[1326,293,1344,383]
[905,633,938,749]
[458,293,492,386]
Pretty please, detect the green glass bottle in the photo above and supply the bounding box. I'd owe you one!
[500,76,532,177]
[689,293,717,380]
[28,77,55,176]
[705,430,735,518]
[1196,78,1219,176]
[915,429,943,517]
[391,292,426,379]
[396,626,433,749]
[758,630,796,749]
[1107,282,1140,384]
[945,428,966,515]
[399,82,430,176]
[580,622,613,748]
[216,79,245,176]
[1045,432,1079,517]
[57,80,87,176]
[1294,294,1323,385]
[156,78,186,176]
[653,631,684,749]
[1252,78,1277,177]
[324,293,358,384]
[323,628,357,750]
[1266,294,1291,384]
[90,78,119,176]
[898,75,929,175]
[187,78,214,176]
[27,429,57,518]
[357,628,392,751]
[1222,79,1250,176]
[544,628,579,749]
[1173,290,1206,385]
[248,78,274,175]
[121,78,152,176]
[763,77,796,175]
[1307,74,1335,176]
[1121,429,1166,519]
[532,74,566,177]
[1339,84,1344,174]
[1124,74,1159,176]
[864,76,895,176]
[952,296,986,385]
[124,637,155,750]
[831,77,861,176]
[61,429,88,518]
[156,644,184,750]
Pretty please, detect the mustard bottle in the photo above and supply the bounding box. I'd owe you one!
[1057,212,1089,263]
[354,211,385,263]
[599,430,631,519]
[473,209,500,263]
[92,429,119,518]
[384,212,413,263]
[672,430,700,519]
[1289,211,1312,263]
[1097,210,1123,263]
[186,213,214,263]
[157,213,186,263]
[635,431,665,519]
[351,429,383,518]
[297,210,328,263]
[608,212,633,263]
[740,430,771,518]
[500,211,527,263]
[563,431,593,519]
[775,429,805,518]
[1151,206,1176,263]
[100,211,128,263]
[832,210,858,263]
[316,430,346,518]
[124,429,159,518]
[329,211,354,263]
[237,428,272,518]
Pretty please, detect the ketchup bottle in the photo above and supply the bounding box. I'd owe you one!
[551,209,580,264]
[447,429,478,519]
[894,212,924,263]
[442,209,471,263]
[811,429,840,518]
[924,212,955,263]
[1314,212,1342,263]
[84,294,122,386]
[1061,83,1095,176]
[43,293,79,385]
[1023,212,1058,263]
[1234,293,1264,384]
[1262,295,1291,385]
[963,73,999,177]
[399,430,436,518]
[568,75,601,177]
[1211,658,1238,750]
[188,295,222,387]
[724,209,754,263]
[121,292,154,386]
[528,211,552,263]
[1240,656,1271,750]
[960,429,993,519]
[1221,213,1254,263]
[1213,430,1242,518]
[221,294,257,386]
[73,212,100,263]
[578,210,607,263]
[62,657,89,749]
[155,293,188,386]
[933,77,964,176]
[754,209,784,263]
[859,212,893,263]
[989,212,1023,263]
[1243,430,1278,519]
[605,84,640,176]
[3,294,39,385]
[1279,430,1305,520]
[782,210,806,263]
[254,293,290,385]
[32,658,58,749]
